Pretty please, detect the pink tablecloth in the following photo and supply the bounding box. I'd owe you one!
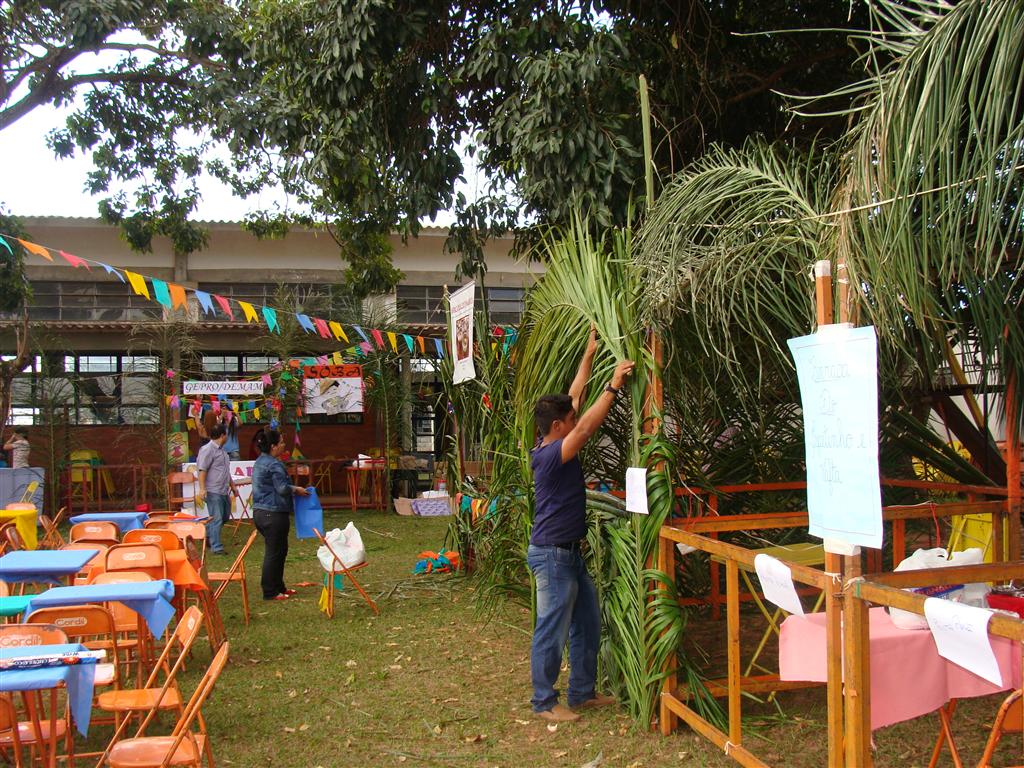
[779,606,1020,730]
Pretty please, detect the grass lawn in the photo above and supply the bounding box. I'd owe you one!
[76,509,1020,767]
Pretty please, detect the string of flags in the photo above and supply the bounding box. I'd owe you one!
[3,233,521,358]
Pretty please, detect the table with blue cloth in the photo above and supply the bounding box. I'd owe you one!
[0,642,98,740]
[68,511,148,532]
[0,550,99,585]
[21,579,176,637]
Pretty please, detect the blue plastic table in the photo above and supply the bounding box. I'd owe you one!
[0,550,99,585]
[0,594,35,618]
[0,643,97,736]
[21,579,176,637]
[68,511,148,532]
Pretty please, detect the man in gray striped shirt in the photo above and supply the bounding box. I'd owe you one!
[196,423,231,555]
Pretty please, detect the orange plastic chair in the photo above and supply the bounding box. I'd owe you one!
[165,472,198,512]
[24,605,122,690]
[99,641,229,768]
[60,541,109,584]
[91,572,156,686]
[977,689,1024,767]
[96,606,205,739]
[122,529,182,552]
[313,528,379,617]
[0,623,73,765]
[208,530,258,626]
[145,510,178,522]
[0,522,25,553]
[103,544,168,582]
[70,521,119,543]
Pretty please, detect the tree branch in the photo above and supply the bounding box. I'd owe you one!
[724,46,851,107]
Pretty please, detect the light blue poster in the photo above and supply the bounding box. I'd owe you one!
[787,324,883,549]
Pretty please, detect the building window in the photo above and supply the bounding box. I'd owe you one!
[396,285,525,325]
[202,355,242,374]
[22,281,162,322]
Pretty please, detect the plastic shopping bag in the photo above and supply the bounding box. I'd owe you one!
[316,522,366,571]
[294,487,324,540]
[888,547,985,629]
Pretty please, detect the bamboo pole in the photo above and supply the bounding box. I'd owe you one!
[726,559,742,746]
[1006,374,1021,560]
[658,533,678,736]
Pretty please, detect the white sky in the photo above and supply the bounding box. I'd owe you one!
[0,103,464,226]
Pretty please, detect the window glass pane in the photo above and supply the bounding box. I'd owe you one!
[121,378,155,404]
[78,356,118,373]
[121,406,160,424]
[123,356,158,373]
[243,356,277,372]
[202,355,240,373]
[64,356,76,373]
[8,407,38,426]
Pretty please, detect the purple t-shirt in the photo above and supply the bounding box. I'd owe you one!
[530,439,586,546]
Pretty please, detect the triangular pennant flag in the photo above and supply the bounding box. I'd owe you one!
[254,407,261,420]
[261,306,279,333]
[152,278,172,308]
[169,283,187,310]
[296,314,316,334]
[213,294,234,320]
[370,329,385,349]
[59,251,90,269]
[0,236,11,256]
[238,300,259,323]
[100,262,126,282]
[434,338,445,358]
[17,239,52,261]
[403,334,415,353]
[260,374,272,387]
[353,325,369,343]
[332,351,343,365]
[386,331,398,352]
[313,318,332,340]
[328,321,349,343]
[125,271,150,300]
[194,290,215,315]
[416,336,425,354]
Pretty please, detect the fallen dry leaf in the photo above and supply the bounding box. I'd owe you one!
[345,659,357,668]
[298,724,309,732]
[547,724,558,733]
[283,727,295,733]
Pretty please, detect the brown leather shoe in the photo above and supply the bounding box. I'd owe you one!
[572,693,616,710]
[535,704,580,722]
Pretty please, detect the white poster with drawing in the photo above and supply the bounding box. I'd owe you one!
[925,597,1001,686]
[302,364,364,415]
[449,282,476,384]
[181,460,255,519]
[787,324,883,549]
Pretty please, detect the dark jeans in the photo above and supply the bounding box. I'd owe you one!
[526,543,600,712]
[254,508,290,599]
[204,492,230,553]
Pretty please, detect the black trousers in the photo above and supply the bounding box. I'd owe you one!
[254,508,290,599]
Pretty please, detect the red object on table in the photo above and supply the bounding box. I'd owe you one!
[987,593,1024,618]
[779,606,1021,730]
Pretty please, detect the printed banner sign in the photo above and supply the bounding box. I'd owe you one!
[181,461,255,519]
[449,282,476,384]
[182,380,264,396]
[302,365,363,415]
[787,324,883,549]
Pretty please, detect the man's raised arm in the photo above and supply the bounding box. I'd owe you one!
[568,326,598,413]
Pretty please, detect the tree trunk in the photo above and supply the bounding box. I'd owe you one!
[0,309,31,426]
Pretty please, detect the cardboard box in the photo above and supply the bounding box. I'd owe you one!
[394,497,415,516]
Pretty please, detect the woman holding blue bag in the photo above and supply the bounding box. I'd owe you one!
[251,429,309,601]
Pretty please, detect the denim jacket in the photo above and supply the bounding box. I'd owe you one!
[251,453,294,514]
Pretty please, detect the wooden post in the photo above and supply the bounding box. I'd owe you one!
[815,260,848,768]
[1007,374,1021,561]
[726,559,742,746]
[844,581,872,767]
[659,532,678,735]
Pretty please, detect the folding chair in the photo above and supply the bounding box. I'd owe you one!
[122,529,182,552]
[165,472,198,512]
[0,521,26,553]
[70,521,120,543]
[17,481,39,505]
[24,605,122,691]
[0,623,73,766]
[38,507,68,549]
[96,607,204,738]
[289,464,312,487]
[99,641,229,768]
[91,572,155,688]
[208,530,258,626]
[977,688,1024,768]
[166,523,206,568]
[61,541,109,585]
[225,480,253,543]
[103,544,168,582]
[313,528,379,617]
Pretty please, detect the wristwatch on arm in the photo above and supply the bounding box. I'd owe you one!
[604,384,619,396]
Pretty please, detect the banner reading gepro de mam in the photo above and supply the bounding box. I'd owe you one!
[182,380,264,396]
[449,282,476,384]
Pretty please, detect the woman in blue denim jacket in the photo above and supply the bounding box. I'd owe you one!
[251,429,309,601]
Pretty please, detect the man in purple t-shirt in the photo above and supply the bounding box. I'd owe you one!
[528,327,634,722]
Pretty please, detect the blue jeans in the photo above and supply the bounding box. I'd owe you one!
[205,492,230,553]
[527,544,600,712]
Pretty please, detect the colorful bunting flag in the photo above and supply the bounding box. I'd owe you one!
[260,374,272,387]
[434,338,445,358]
[416,336,425,354]
[238,300,259,323]
[125,271,150,300]
[59,251,89,269]
[296,314,316,334]
[0,237,11,255]
[353,325,369,343]
[370,328,385,349]
[99,262,126,282]
[152,279,172,308]
[261,306,279,333]
[386,331,398,352]
[328,321,349,343]
[17,239,52,261]
[213,294,234,320]
[332,351,343,365]
[169,283,187,310]
[313,318,331,339]
[403,334,415,353]
[194,290,215,315]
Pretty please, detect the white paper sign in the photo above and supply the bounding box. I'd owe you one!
[787,325,883,550]
[181,460,255,520]
[449,282,477,385]
[625,467,648,514]
[753,554,805,616]
[182,380,264,396]
[924,597,1002,686]
[302,377,363,414]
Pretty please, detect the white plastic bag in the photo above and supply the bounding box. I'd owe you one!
[888,547,984,629]
[317,522,366,571]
